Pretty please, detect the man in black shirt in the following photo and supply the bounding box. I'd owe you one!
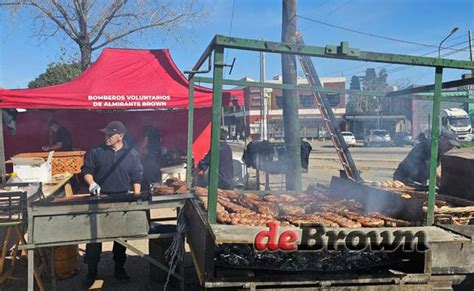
[197,129,234,189]
[41,119,72,151]
[81,121,143,286]
[140,125,163,191]
[393,129,459,185]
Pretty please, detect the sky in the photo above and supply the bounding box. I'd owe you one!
[0,0,473,89]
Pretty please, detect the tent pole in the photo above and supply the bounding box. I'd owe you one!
[0,110,5,179]
[186,78,195,189]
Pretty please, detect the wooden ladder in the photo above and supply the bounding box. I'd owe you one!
[296,34,362,182]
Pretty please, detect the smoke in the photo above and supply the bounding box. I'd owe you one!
[329,177,423,222]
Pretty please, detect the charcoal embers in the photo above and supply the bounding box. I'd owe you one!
[215,244,392,273]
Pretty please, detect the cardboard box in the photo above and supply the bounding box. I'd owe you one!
[11,151,54,183]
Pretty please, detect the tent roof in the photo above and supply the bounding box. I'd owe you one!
[0,48,243,109]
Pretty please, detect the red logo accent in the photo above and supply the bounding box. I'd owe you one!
[254,221,298,251]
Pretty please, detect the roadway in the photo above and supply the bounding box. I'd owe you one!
[229,140,413,189]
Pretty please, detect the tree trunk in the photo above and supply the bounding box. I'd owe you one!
[77,0,90,71]
[79,43,92,71]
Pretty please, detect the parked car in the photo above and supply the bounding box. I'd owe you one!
[365,129,391,147]
[393,132,415,146]
[319,131,332,141]
[341,131,356,147]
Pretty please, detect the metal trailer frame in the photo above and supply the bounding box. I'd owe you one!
[20,193,193,291]
[185,198,474,290]
[184,34,474,225]
[180,35,474,289]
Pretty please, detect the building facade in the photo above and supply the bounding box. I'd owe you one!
[226,75,346,140]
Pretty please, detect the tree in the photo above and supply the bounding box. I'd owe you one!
[350,75,361,90]
[347,75,361,112]
[361,68,389,112]
[345,96,358,113]
[1,0,206,71]
[347,69,390,113]
[28,62,81,88]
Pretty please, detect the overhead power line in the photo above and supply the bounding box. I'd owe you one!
[297,14,470,53]
[320,36,467,77]
[224,0,236,74]
[386,46,470,75]
[323,40,469,78]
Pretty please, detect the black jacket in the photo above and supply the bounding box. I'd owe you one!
[53,127,73,151]
[82,143,143,194]
[198,141,233,189]
[393,140,439,185]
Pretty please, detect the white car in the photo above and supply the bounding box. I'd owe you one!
[341,131,356,147]
[365,129,392,147]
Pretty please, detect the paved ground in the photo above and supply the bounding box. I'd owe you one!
[230,139,412,189]
[3,140,413,290]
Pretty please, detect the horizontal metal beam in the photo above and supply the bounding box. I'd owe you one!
[399,94,474,103]
[415,91,472,97]
[194,76,386,97]
[214,35,474,70]
[386,78,474,97]
[195,77,474,102]
[18,233,174,250]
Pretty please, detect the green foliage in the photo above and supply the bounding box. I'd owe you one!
[347,69,391,113]
[28,62,82,89]
[345,96,358,113]
[350,75,361,90]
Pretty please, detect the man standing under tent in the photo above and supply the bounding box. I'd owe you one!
[81,120,143,286]
[41,119,73,151]
[195,129,234,190]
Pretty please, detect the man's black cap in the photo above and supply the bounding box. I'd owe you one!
[99,121,126,135]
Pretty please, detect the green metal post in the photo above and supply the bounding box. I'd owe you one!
[427,66,443,226]
[186,78,195,189]
[208,46,224,224]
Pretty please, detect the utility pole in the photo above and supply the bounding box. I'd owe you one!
[260,51,268,140]
[281,0,302,191]
[469,30,473,75]
[468,31,474,116]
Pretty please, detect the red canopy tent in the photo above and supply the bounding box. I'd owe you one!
[0,48,243,163]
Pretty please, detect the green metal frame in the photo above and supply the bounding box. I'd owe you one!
[186,78,195,189]
[185,35,474,225]
[195,77,474,102]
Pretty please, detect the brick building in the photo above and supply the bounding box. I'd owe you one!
[225,75,346,140]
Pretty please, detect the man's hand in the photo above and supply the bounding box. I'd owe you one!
[436,165,442,188]
[133,183,141,196]
[89,183,101,196]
